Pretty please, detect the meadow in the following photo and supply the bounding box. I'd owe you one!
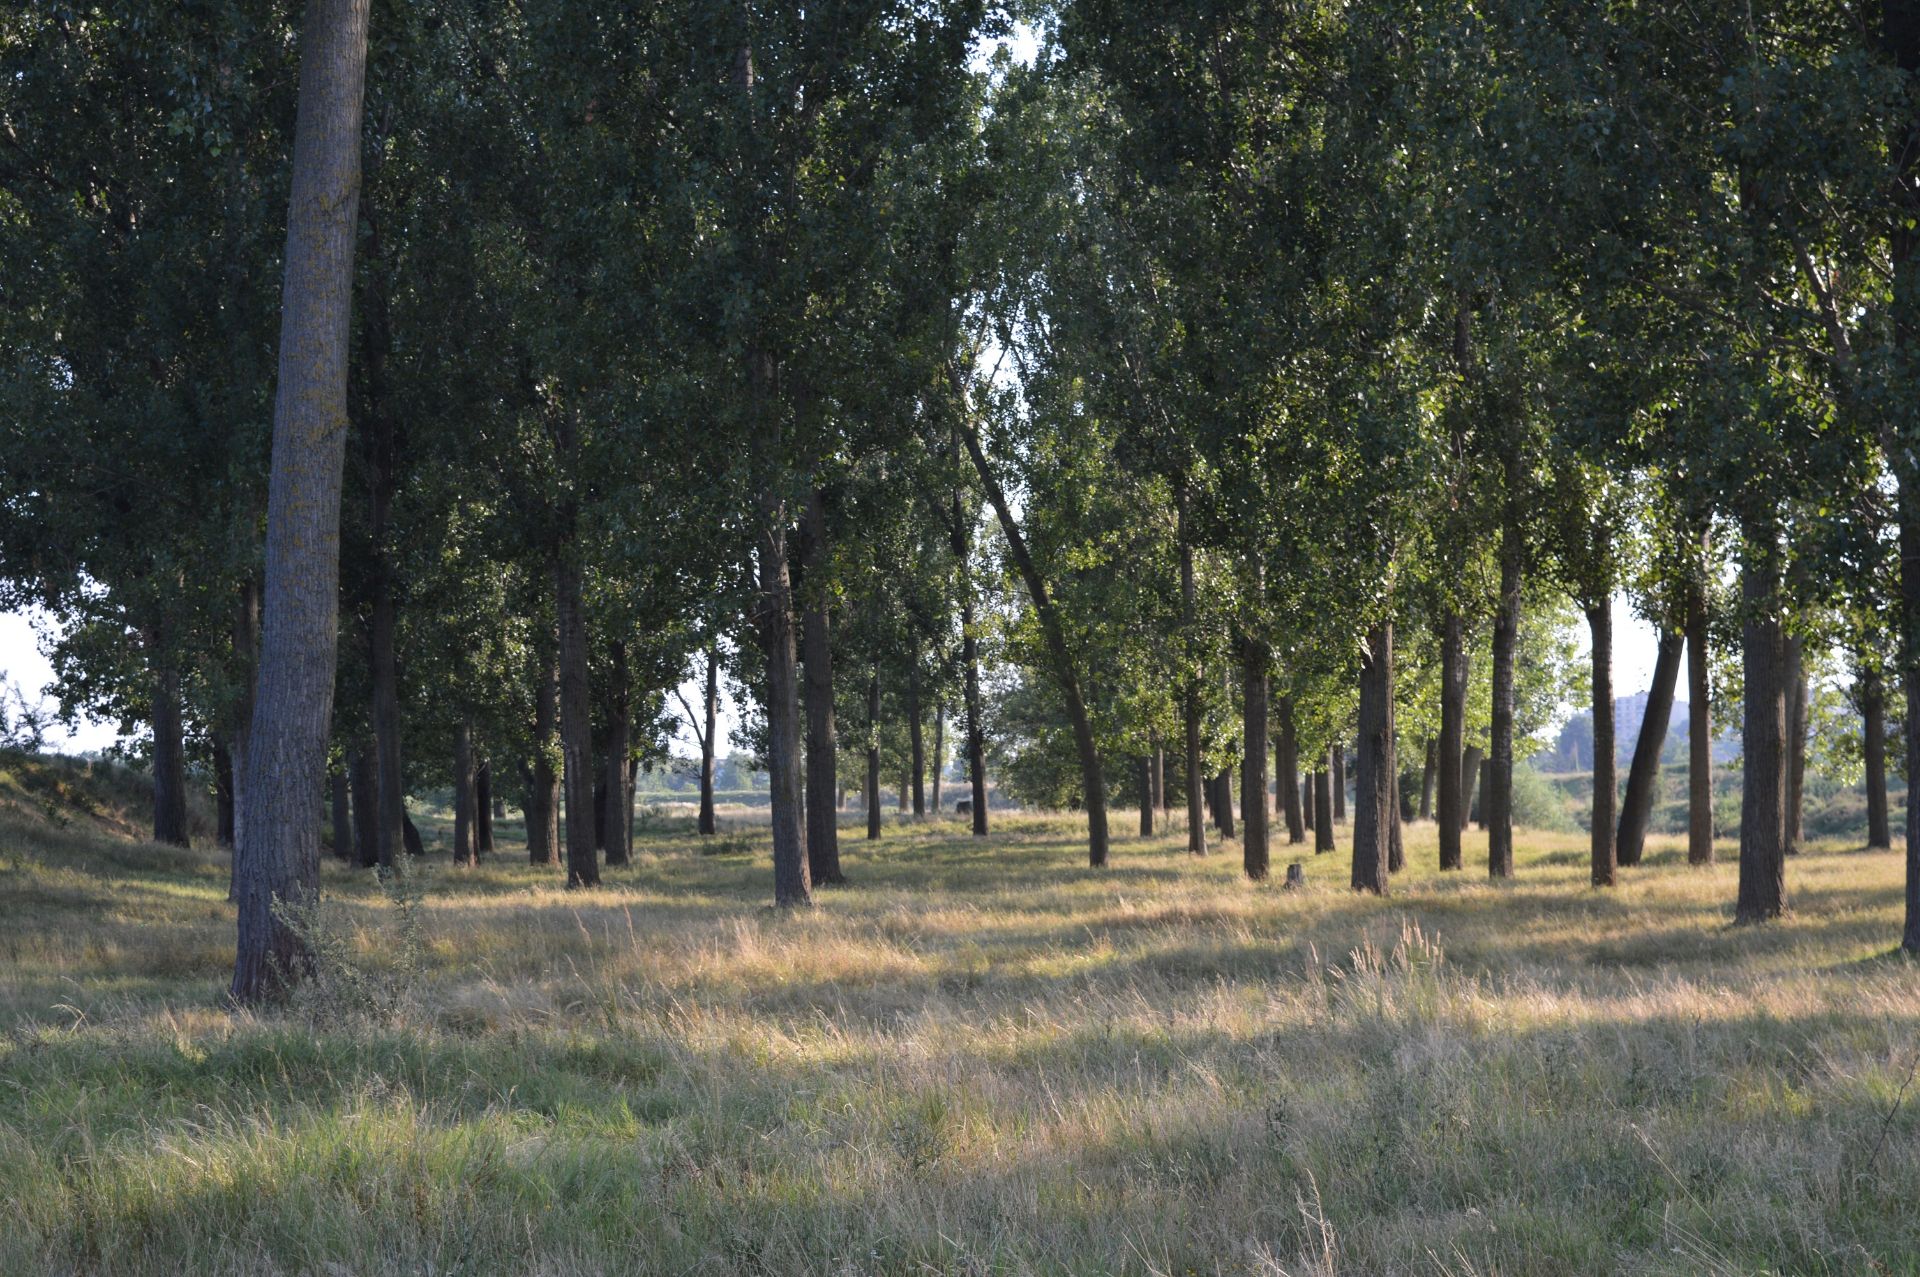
[3,761,1919,1275]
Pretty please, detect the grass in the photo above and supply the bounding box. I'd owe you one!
[4,778,1920,1275]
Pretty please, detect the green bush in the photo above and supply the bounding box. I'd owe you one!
[1512,762,1577,832]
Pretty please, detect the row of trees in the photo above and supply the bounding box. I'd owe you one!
[6,1,1920,998]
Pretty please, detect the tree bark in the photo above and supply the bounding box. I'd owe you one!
[1863,666,1892,850]
[801,488,843,883]
[350,745,379,869]
[528,641,560,865]
[1687,579,1715,865]
[931,708,944,814]
[1241,639,1269,880]
[1617,630,1683,868]
[1439,611,1466,872]
[1487,540,1520,876]
[1419,737,1435,822]
[947,485,990,837]
[453,720,477,868]
[755,478,811,906]
[956,390,1107,866]
[1151,734,1165,818]
[866,669,882,841]
[1314,764,1334,855]
[1784,634,1807,857]
[1387,663,1404,875]
[603,640,631,868]
[1303,772,1314,831]
[1138,756,1154,836]
[1332,745,1345,822]
[1277,695,1304,844]
[1352,622,1392,894]
[329,765,352,862]
[475,761,494,856]
[1461,745,1484,830]
[1737,540,1788,922]
[907,660,926,819]
[149,652,190,847]
[230,0,371,1005]
[1888,0,1920,951]
[698,644,719,836]
[1215,767,1236,839]
[556,555,600,888]
[1588,599,1617,888]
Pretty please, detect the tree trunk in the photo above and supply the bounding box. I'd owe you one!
[1460,745,1484,830]
[1439,612,1465,870]
[907,661,926,819]
[230,0,371,1005]
[1784,634,1808,857]
[1303,772,1314,831]
[1488,538,1521,876]
[1241,639,1269,880]
[556,555,600,889]
[698,644,718,836]
[1617,630,1683,868]
[1864,666,1892,850]
[1419,737,1435,822]
[1588,599,1617,888]
[1889,0,1920,951]
[931,708,944,813]
[453,720,476,868]
[1178,498,1206,857]
[866,669,882,840]
[329,765,352,861]
[1386,664,1404,874]
[948,484,990,837]
[1687,579,1714,865]
[475,762,494,856]
[149,654,190,847]
[1277,695,1304,844]
[1314,765,1334,855]
[957,387,1107,866]
[801,488,843,883]
[1737,540,1788,922]
[402,811,423,857]
[528,643,560,865]
[1332,745,1345,822]
[1215,767,1236,840]
[1138,756,1154,836]
[756,483,811,906]
[603,640,631,868]
[350,746,379,869]
[1352,622,1392,894]
[1151,733,1165,818]
[214,742,236,847]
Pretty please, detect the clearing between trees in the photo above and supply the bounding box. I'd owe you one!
[2,775,1915,1275]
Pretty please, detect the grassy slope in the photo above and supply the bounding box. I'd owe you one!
[2,765,1919,1274]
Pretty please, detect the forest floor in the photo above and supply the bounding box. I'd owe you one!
[3,783,1919,1275]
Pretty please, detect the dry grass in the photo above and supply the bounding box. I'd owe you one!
[2,798,1919,1275]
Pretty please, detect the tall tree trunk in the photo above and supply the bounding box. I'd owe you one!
[1617,630,1683,868]
[1487,535,1521,877]
[907,661,926,819]
[866,670,882,841]
[1737,538,1788,922]
[329,765,352,861]
[453,720,476,868]
[149,651,190,847]
[1178,497,1206,857]
[800,489,843,883]
[1352,622,1393,894]
[475,762,494,856]
[1419,737,1435,821]
[1460,745,1484,830]
[1784,634,1808,857]
[1687,578,1715,865]
[931,708,944,814]
[1864,666,1892,850]
[1438,612,1465,870]
[350,745,379,869]
[230,0,371,1005]
[1277,695,1304,844]
[556,555,600,889]
[948,484,990,837]
[1387,664,1404,874]
[1332,745,1345,822]
[1151,733,1165,818]
[698,644,718,836]
[756,481,811,906]
[956,390,1107,866]
[1588,598,1617,888]
[1303,772,1315,832]
[1888,0,1920,951]
[214,742,236,847]
[1138,756,1154,836]
[1314,764,1334,855]
[528,643,560,865]
[1216,767,1236,839]
[603,640,631,868]
[1241,639,1269,880]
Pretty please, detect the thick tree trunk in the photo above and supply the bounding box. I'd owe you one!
[1314,765,1334,854]
[698,645,718,836]
[603,641,631,868]
[1863,667,1892,850]
[453,720,477,868]
[1242,640,1269,880]
[214,742,236,847]
[1461,745,1484,830]
[866,670,882,841]
[475,762,493,856]
[556,556,600,888]
[329,765,352,861]
[1488,542,1520,876]
[350,746,379,869]
[1352,623,1392,894]
[1332,746,1345,822]
[1588,599,1617,888]
[1617,630,1683,868]
[1419,737,1435,821]
[1215,768,1236,839]
[149,655,190,847]
[1277,696,1304,844]
[957,393,1107,866]
[801,489,843,883]
[1437,616,1465,869]
[230,0,371,1005]
[907,662,926,819]
[756,483,811,906]
[1784,634,1808,856]
[1687,581,1714,865]
[1889,0,1920,951]
[1303,773,1315,831]
[1737,542,1788,922]
[528,644,560,865]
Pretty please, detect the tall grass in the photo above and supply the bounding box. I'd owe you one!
[2,797,1917,1274]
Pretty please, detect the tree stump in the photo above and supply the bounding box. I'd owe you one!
[1284,862,1305,890]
